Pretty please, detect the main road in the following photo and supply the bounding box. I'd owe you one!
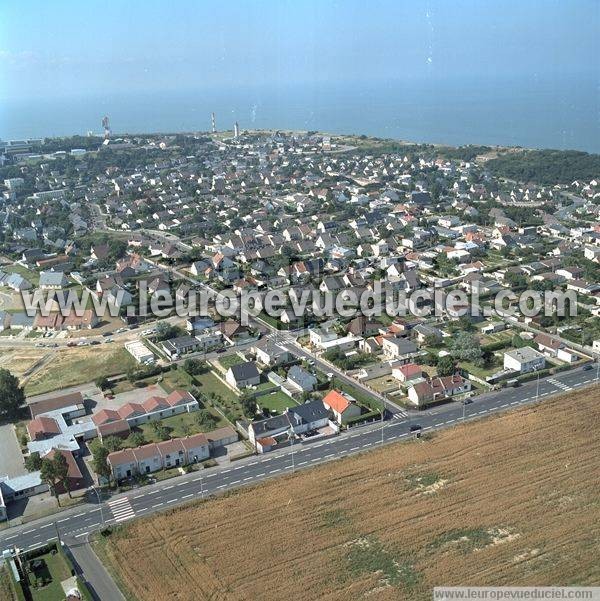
[1,364,597,555]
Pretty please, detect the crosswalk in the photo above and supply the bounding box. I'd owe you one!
[107,497,135,523]
[547,378,572,392]
[392,409,408,420]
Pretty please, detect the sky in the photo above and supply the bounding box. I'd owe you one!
[0,0,598,101]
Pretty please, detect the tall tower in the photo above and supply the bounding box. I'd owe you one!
[101,116,111,140]
[211,112,216,133]
[234,121,240,139]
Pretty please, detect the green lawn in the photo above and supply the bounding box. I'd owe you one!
[217,354,245,370]
[7,263,40,285]
[194,370,237,399]
[460,359,501,380]
[26,546,72,601]
[334,379,383,412]
[130,408,228,445]
[192,370,245,423]
[254,379,278,393]
[256,391,297,414]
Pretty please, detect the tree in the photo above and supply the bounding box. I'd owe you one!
[90,442,111,483]
[239,391,256,419]
[24,451,42,472]
[53,452,71,498]
[183,358,206,375]
[102,436,122,453]
[437,355,456,377]
[95,376,111,391]
[128,431,146,447]
[0,369,25,419]
[195,409,217,430]
[40,458,60,506]
[155,322,182,341]
[449,332,484,366]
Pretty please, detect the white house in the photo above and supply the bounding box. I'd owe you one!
[503,347,546,373]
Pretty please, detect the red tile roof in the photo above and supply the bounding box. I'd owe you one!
[142,396,169,412]
[323,390,354,414]
[92,408,120,426]
[27,416,61,440]
[166,389,195,407]
[118,403,146,419]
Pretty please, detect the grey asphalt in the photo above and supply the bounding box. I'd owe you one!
[68,541,126,601]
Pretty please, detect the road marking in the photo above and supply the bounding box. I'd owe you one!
[167,498,177,504]
[152,503,163,508]
[107,496,135,523]
[182,494,193,500]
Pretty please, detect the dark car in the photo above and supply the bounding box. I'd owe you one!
[409,424,422,432]
[582,364,593,371]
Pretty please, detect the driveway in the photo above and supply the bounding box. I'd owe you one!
[0,424,27,478]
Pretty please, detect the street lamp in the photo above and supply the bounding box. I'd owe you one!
[288,428,295,473]
[535,371,540,402]
[380,397,387,445]
[91,486,105,529]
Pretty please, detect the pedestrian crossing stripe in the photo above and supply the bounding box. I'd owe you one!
[107,497,135,523]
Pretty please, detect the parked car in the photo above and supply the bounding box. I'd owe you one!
[582,364,593,371]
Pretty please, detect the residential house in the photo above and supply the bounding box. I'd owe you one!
[407,375,471,407]
[226,361,261,389]
[322,389,362,424]
[503,347,546,373]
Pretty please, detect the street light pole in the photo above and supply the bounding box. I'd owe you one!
[536,371,540,402]
[289,428,295,473]
[92,486,105,529]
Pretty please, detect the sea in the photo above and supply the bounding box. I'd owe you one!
[1,75,599,153]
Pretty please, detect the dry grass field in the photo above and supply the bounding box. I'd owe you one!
[95,385,600,601]
[24,346,136,395]
[0,347,47,378]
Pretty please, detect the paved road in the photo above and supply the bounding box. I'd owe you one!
[1,365,597,556]
[68,540,126,601]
